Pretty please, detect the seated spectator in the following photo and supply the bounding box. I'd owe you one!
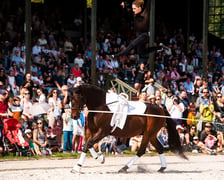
[129,135,143,152]
[20,89,33,129]
[200,122,223,153]
[36,87,46,103]
[9,96,23,121]
[148,94,156,104]
[71,63,82,78]
[138,91,148,102]
[74,77,83,87]
[97,74,105,88]
[185,125,197,148]
[67,73,76,89]
[24,128,41,156]
[98,135,117,154]
[191,136,204,153]
[33,117,52,156]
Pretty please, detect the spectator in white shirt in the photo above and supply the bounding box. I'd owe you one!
[74,53,84,68]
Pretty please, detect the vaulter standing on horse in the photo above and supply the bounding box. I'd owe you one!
[114,0,168,58]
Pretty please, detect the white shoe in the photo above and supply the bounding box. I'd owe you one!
[98,154,105,164]
[71,165,81,173]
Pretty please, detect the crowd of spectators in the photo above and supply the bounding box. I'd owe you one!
[0,2,224,156]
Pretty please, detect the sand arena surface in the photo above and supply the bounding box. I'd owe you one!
[0,154,223,180]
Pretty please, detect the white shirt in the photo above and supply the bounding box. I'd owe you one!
[74,57,84,68]
[169,102,184,119]
[32,45,41,55]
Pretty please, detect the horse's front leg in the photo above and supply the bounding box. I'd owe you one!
[118,133,149,173]
[71,129,105,173]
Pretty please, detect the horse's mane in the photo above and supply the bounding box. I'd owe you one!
[73,84,107,109]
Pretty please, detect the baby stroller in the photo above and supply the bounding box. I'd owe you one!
[2,118,30,156]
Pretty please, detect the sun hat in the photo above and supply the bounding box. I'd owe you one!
[176,125,184,130]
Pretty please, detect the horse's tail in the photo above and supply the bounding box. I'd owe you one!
[164,108,188,160]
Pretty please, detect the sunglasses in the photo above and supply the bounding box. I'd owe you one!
[217,96,222,98]
[37,122,42,125]
[53,92,58,94]
[205,126,211,128]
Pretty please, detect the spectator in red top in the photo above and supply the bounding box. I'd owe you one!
[0,89,10,118]
[71,63,82,78]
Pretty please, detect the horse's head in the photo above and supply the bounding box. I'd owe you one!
[71,87,85,119]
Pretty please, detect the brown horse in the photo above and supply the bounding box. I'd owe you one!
[71,84,187,173]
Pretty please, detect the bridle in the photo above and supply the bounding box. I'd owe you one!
[71,93,85,111]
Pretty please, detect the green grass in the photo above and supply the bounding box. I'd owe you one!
[0,150,202,161]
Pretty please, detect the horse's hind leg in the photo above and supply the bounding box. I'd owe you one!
[150,135,167,172]
[118,133,150,173]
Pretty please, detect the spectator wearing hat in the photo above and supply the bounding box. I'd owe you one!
[148,94,156,104]
[176,125,185,146]
[62,104,73,153]
[142,78,156,96]
[74,77,83,87]
[191,136,204,153]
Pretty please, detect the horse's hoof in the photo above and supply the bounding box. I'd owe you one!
[98,154,105,164]
[71,165,81,173]
[118,165,128,173]
[158,167,166,173]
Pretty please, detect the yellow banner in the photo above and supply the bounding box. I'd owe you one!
[31,0,44,3]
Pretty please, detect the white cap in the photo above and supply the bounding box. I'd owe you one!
[77,77,82,82]
[25,129,32,134]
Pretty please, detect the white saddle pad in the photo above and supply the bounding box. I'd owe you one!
[106,92,147,130]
